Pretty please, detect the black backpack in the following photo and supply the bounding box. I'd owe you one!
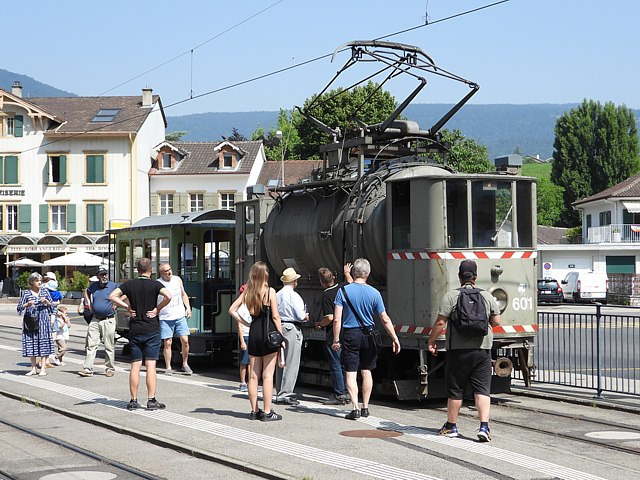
[451,287,489,337]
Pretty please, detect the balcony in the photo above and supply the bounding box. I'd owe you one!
[586,224,640,244]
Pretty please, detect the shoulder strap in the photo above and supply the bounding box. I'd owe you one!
[340,285,367,330]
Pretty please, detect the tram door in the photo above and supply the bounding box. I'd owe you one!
[201,228,234,334]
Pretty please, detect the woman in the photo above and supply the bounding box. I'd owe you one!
[17,272,55,376]
[229,262,283,421]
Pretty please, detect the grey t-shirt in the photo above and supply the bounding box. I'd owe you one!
[437,285,500,350]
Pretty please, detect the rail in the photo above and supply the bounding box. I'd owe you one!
[524,305,640,397]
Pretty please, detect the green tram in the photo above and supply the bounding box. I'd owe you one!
[108,209,238,362]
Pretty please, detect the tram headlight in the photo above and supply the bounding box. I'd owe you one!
[490,287,508,314]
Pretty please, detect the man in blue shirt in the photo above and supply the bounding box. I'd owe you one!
[78,268,119,377]
[332,258,401,420]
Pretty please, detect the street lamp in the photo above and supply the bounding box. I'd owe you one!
[276,130,284,187]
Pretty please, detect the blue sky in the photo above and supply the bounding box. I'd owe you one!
[5,1,638,116]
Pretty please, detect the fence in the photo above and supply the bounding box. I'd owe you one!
[530,305,640,396]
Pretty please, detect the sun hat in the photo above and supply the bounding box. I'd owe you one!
[89,275,99,282]
[280,267,301,283]
[44,272,56,280]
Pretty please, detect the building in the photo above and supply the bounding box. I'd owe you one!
[149,140,265,214]
[0,82,166,268]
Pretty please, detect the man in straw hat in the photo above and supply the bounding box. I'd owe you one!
[274,267,308,405]
[427,259,501,442]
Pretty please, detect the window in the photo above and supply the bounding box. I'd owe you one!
[190,193,204,212]
[86,203,105,232]
[2,114,22,137]
[220,193,235,210]
[391,181,411,249]
[86,154,105,183]
[161,153,172,169]
[91,109,120,122]
[0,155,19,185]
[46,155,67,184]
[160,193,174,215]
[599,211,612,226]
[223,153,234,168]
[5,204,18,231]
[6,117,14,136]
[51,205,67,231]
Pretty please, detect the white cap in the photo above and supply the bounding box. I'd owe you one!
[89,276,99,282]
[45,271,56,280]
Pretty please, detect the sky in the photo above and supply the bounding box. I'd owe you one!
[4,0,639,117]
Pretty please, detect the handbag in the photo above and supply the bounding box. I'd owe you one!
[263,300,284,349]
[83,306,94,325]
[340,285,383,352]
[23,308,39,332]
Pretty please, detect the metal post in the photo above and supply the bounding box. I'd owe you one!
[594,303,603,398]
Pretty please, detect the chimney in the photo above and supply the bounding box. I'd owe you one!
[12,81,22,98]
[142,87,153,107]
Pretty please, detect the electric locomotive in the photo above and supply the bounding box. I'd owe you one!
[235,41,537,399]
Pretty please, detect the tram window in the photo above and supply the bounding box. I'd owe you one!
[158,238,170,264]
[132,239,144,271]
[471,180,513,247]
[205,240,231,279]
[391,182,410,249]
[144,239,156,277]
[516,181,533,247]
[245,205,255,257]
[119,241,130,280]
[179,243,198,282]
[446,180,468,248]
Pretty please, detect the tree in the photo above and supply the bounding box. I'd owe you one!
[293,81,398,159]
[438,129,493,173]
[536,177,564,226]
[222,127,247,142]
[551,100,640,226]
[252,109,302,160]
[166,131,188,142]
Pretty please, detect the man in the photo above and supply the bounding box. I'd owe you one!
[274,267,308,406]
[109,258,172,411]
[78,268,118,377]
[316,264,352,405]
[332,258,401,420]
[157,262,193,375]
[427,259,501,442]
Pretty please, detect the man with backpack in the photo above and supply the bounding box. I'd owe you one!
[427,259,501,442]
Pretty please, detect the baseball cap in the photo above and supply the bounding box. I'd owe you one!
[458,260,477,278]
[44,272,56,281]
[97,267,108,275]
[89,276,99,282]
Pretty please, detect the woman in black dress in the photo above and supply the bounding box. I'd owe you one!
[229,262,283,421]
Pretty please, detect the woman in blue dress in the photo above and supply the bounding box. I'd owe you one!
[17,272,55,376]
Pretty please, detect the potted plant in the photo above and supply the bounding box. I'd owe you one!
[612,227,622,243]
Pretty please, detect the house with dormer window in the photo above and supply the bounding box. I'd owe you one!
[0,82,166,269]
[149,140,265,215]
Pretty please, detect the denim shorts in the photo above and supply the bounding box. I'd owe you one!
[341,328,377,372]
[238,335,250,365]
[129,332,162,362]
[160,317,190,340]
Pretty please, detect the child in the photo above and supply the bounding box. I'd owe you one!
[52,305,71,366]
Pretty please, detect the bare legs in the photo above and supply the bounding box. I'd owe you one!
[248,352,277,413]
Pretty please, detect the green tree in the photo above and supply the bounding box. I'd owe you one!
[293,81,397,159]
[252,110,302,160]
[438,129,493,173]
[223,127,247,142]
[536,177,564,226]
[551,100,640,226]
[165,131,188,142]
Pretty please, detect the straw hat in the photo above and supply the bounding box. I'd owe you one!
[280,267,301,283]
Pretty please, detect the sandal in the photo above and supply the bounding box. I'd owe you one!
[25,370,37,376]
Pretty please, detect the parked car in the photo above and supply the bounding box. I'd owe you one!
[537,278,563,304]
[561,271,608,303]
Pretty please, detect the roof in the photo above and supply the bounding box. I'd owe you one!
[26,94,166,133]
[537,226,571,245]
[573,173,640,206]
[257,160,321,186]
[151,141,262,176]
[115,209,235,231]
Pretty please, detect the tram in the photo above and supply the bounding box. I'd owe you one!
[109,209,238,363]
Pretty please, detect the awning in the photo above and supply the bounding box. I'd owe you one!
[622,201,640,213]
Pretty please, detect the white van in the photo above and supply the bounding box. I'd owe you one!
[561,271,608,303]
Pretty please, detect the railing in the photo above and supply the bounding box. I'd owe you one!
[529,305,640,396]
[586,223,640,244]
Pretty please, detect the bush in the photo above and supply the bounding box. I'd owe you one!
[17,271,31,290]
[58,271,90,292]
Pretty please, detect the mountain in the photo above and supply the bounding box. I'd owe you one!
[0,69,76,97]
[167,103,640,160]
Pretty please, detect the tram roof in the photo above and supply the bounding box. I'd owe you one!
[114,210,235,231]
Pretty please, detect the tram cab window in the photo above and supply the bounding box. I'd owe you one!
[244,205,255,259]
[119,241,131,280]
[132,240,144,272]
[179,243,199,282]
[446,180,469,248]
[144,239,156,277]
[158,238,170,264]
[471,180,513,247]
[391,182,410,249]
[205,239,231,280]
[516,181,534,247]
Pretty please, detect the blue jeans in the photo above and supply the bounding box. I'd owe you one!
[325,341,347,396]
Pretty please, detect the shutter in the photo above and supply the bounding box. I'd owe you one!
[178,193,188,213]
[204,193,216,210]
[95,204,104,232]
[150,194,159,215]
[5,156,18,184]
[96,155,104,183]
[0,156,4,184]
[43,158,50,184]
[59,155,67,183]
[18,204,31,233]
[39,204,48,233]
[86,155,95,183]
[67,204,76,232]
[14,115,23,137]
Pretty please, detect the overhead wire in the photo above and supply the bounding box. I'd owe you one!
[20,0,510,154]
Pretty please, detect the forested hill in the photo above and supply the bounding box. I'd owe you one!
[0,70,76,98]
[166,103,640,160]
